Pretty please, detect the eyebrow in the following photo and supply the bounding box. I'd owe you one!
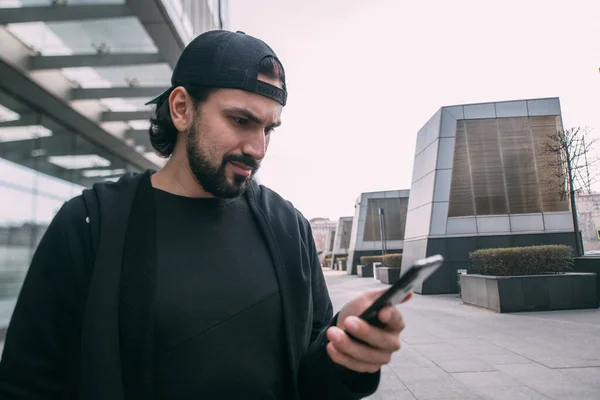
[225,106,282,129]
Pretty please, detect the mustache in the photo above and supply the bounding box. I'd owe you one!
[223,154,260,171]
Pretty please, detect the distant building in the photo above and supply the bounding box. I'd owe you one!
[346,190,410,274]
[331,216,354,265]
[309,218,337,262]
[577,193,600,254]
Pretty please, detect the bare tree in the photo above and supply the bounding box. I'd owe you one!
[543,127,600,256]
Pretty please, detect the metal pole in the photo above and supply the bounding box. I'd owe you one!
[378,208,388,266]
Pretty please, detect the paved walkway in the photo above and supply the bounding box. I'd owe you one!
[324,269,600,400]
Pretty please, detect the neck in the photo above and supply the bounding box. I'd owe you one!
[151,153,214,198]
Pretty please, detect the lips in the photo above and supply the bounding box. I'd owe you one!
[229,161,253,176]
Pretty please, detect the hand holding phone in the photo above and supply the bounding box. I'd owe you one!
[345,255,444,343]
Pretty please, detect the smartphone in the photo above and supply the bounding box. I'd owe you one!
[345,255,444,343]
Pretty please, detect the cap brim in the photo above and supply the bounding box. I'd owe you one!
[144,87,172,105]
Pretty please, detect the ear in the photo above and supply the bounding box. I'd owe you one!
[168,87,195,133]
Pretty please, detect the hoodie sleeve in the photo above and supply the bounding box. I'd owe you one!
[0,198,90,399]
[297,218,380,400]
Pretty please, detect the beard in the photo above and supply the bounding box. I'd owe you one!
[186,118,259,198]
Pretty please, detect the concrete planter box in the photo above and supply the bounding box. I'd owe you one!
[377,267,402,285]
[357,264,373,277]
[373,262,383,281]
[460,273,599,313]
[574,257,600,303]
[347,260,357,275]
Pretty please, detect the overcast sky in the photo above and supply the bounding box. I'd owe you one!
[228,0,600,221]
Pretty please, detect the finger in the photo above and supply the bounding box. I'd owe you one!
[377,306,405,333]
[401,291,413,303]
[343,317,401,352]
[326,342,381,374]
[327,327,393,365]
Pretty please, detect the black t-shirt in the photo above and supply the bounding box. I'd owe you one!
[153,188,291,399]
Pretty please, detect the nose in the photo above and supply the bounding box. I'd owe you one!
[241,130,267,162]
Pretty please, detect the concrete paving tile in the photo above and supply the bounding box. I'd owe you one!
[391,366,454,383]
[495,365,600,399]
[528,380,600,400]
[366,388,417,400]
[535,357,600,369]
[475,353,534,365]
[558,366,600,384]
[434,359,496,373]
[473,385,550,400]
[410,343,471,361]
[402,335,445,345]
[402,379,482,399]
[494,363,562,381]
[391,358,438,369]
[451,371,521,388]
[376,367,409,392]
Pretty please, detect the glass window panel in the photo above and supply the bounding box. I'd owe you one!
[328,231,335,253]
[0,158,36,191]
[0,185,34,288]
[2,0,123,7]
[6,21,72,55]
[47,17,157,55]
[448,116,569,217]
[363,197,409,241]
[339,219,353,250]
[32,194,64,248]
[530,116,569,212]
[448,121,476,217]
[90,64,172,88]
[468,119,509,215]
[498,117,542,214]
[0,86,142,302]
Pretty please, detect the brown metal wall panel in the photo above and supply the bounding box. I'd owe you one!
[448,115,568,218]
[363,197,409,241]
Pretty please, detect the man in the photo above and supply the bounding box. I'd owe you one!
[0,30,410,399]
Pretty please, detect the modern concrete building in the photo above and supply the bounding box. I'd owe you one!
[347,189,410,273]
[402,97,577,294]
[331,216,353,265]
[577,193,600,254]
[0,1,227,298]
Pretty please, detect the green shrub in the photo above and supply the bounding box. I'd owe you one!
[469,245,574,276]
[385,254,403,267]
[324,254,332,261]
[360,254,403,268]
[337,257,348,262]
[360,255,382,267]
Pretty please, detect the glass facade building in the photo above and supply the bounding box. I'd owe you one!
[0,1,226,304]
[0,87,142,298]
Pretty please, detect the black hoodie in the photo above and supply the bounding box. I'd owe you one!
[0,170,379,399]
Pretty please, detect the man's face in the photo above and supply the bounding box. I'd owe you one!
[186,74,283,198]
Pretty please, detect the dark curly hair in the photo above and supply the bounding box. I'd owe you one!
[148,56,286,158]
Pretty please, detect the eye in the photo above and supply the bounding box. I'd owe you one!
[265,127,276,135]
[232,117,249,126]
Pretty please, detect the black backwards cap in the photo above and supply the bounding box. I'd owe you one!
[145,30,287,106]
